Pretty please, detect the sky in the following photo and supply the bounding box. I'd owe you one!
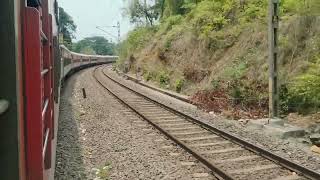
[58,0,133,42]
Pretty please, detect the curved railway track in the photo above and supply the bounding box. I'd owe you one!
[93,66,320,180]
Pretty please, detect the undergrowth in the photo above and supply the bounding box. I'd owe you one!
[287,57,320,114]
[116,26,158,69]
[118,0,320,118]
[157,71,170,88]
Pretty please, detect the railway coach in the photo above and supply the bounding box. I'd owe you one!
[0,0,117,179]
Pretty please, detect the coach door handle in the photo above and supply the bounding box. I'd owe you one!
[0,99,9,115]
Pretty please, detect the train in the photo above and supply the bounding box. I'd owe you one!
[0,0,117,180]
[60,45,118,80]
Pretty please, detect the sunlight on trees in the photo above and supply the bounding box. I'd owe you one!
[73,36,116,55]
[59,7,77,48]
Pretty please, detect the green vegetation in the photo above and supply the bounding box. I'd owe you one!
[94,162,112,180]
[158,71,170,87]
[222,61,247,80]
[143,71,156,81]
[58,8,116,55]
[287,58,320,114]
[175,79,185,92]
[118,0,320,117]
[117,26,157,68]
[59,7,77,48]
[73,36,116,55]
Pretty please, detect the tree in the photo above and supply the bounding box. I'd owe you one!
[282,0,320,15]
[80,46,96,55]
[124,0,194,25]
[125,0,160,25]
[73,36,116,55]
[59,7,77,48]
[163,0,184,17]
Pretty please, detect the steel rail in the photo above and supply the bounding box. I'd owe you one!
[100,66,320,180]
[123,74,192,104]
[93,67,234,180]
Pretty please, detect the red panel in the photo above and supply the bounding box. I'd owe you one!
[49,15,55,141]
[24,7,44,180]
[42,0,52,170]
[24,1,56,178]
[18,1,27,179]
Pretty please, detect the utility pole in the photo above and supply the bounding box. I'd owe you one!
[117,21,121,43]
[268,0,280,118]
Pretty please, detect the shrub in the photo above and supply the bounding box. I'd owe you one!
[162,23,186,51]
[143,71,154,81]
[175,79,184,92]
[282,0,320,15]
[164,38,172,51]
[227,79,268,107]
[207,30,238,50]
[143,71,158,82]
[95,162,112,179]
[159,15,183,34]
[279,84,290,114]
[183,66,208,82]
[241,0,268,22]
[126,26,157,51]
[117,26,157,69]
[223,61,248,80]
[281,0,299,14]
[229,82,243,102]
[158,71,170,87]
[288,59,320,113]
[187,0,234,35]
[211,79,220,90]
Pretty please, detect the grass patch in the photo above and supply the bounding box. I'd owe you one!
[94,162,112,180]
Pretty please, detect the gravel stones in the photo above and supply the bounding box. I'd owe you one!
[104,66,320,173]
[307,123,320,134]
[310,134,320,146]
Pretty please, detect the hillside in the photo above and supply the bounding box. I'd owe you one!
[117,0,320,119]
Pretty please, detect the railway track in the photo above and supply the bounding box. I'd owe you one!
[93,66,320,180]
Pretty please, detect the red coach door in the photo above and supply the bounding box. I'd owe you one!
[24,0,54,179]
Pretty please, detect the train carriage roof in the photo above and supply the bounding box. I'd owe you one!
[60,45,119,59]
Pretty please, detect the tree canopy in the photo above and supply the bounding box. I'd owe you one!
[125,0,161,25]
[124,0,200,25]
[73,36,116,55]
[125,0,320,26]
[59,7,77,48]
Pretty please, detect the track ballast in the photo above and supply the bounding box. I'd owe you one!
[93,66,320,180]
